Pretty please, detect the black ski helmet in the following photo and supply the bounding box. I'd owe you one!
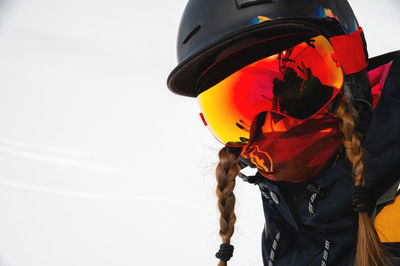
[167,0,366,98]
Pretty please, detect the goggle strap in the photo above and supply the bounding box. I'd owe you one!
[329,28,367,75]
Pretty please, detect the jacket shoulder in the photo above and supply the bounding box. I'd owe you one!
[368,50,400,71]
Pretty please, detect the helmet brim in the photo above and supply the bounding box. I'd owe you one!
[167,19,344,98]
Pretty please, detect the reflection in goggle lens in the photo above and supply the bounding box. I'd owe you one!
[197,35,343,146]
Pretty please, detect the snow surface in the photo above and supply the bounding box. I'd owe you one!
[0,0,398,265]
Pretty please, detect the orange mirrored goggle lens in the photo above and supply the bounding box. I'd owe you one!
[197,35,344,147]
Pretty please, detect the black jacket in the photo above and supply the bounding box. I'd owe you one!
[258,50,400,266]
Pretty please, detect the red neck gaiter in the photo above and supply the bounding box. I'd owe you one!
[241,111,341,183]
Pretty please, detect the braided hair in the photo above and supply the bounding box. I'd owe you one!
[335,75,385,265]
[215,146,242,265]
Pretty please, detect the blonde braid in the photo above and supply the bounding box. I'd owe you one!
[215,146,242,265]
[335,100,385,266]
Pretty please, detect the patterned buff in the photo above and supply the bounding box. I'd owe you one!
[241,110,341,183]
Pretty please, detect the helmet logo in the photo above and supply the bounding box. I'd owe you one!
[314,6,337,20]
[250,16,272,25]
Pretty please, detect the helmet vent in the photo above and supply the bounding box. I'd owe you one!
[236,0,274,9]
[182,25,201,46]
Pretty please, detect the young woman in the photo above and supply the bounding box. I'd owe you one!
[167,0,400,265]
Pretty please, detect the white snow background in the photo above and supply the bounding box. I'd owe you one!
[0,0,398,265]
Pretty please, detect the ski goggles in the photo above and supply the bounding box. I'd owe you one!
[196,28,367,147]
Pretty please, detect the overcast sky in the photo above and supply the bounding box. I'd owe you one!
[0,1,399,266]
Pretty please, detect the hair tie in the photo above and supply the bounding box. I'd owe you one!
[215,243,234,262]
[352,185,370,213]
